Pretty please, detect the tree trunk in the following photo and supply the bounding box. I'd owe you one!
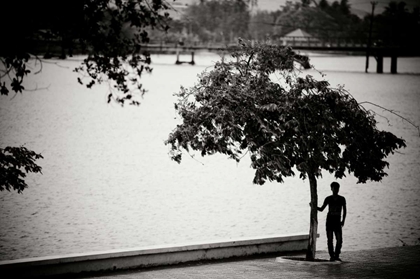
[306,172,318,261]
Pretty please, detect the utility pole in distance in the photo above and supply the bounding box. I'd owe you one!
[365,1,377,73]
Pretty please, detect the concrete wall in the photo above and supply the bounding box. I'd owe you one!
[0,233,312,278]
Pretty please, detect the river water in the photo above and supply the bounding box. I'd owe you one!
[1,53,419,261]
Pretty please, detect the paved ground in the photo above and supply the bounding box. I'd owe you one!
[77,245,419,279]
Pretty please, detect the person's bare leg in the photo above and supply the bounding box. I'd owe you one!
[334,227,343,261]
[327,229,335,260]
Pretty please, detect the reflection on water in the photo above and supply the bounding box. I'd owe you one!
[0,54,419,260]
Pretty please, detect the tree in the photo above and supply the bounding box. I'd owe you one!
[301,0,311,7]
[319,0,329,10]
[0,147,43,193]
[370,1,420,48]
[0,0,172,193]
[248,11,278,41]
[267,0,363,43]
[165,40,407,260]
[339,0,350,15]
[182,0,251,44]
[273,3,338,39]
[1,0,171,106]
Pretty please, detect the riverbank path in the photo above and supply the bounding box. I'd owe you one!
[78,245,419,279]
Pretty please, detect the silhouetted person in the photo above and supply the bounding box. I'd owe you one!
[317,182,347,261]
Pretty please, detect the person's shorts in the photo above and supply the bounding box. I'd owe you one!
[326,215,341,231]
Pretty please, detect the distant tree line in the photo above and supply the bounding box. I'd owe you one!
[371,1,420,47]
[160,0,419,47]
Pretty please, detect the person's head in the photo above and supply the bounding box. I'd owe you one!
[331,182,340,195]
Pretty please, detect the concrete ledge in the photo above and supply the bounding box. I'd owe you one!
[0,233,313,278]
[276,256,342,265]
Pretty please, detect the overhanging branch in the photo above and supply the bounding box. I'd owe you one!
[359,101,420,136]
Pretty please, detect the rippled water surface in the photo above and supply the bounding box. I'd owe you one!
[1,53,419,260]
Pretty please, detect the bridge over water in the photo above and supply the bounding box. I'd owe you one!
[23,37,420,74]
[144,37,420,74]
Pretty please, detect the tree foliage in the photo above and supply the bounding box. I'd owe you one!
[1,0,171,106]
[0,147,44,193]
[274,4,336,38]
[370,1,420,47]
[181,0,251,44]
[166,40,406,184]
[166,40,406,260]
[74,0,172,106]
[0,0,172,193]
[274,0,363,41]
[249,10,282,41]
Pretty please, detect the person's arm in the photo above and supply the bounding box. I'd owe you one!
[309,198,327,212]
[318,198,328,212]
[341,203,347,227]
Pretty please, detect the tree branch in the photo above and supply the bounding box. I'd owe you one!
[359,101,420,136]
